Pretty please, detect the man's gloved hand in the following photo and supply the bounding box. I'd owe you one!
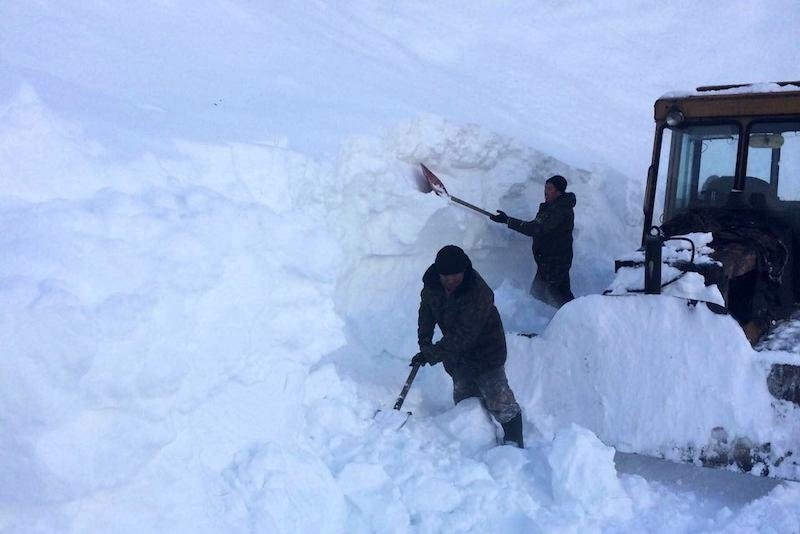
[489,210,508,224]
[410,352,428,367]
[411,344,438,367]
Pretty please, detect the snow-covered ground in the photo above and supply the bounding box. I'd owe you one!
[3,2,800,533]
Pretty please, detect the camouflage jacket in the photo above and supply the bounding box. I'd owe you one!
[418,265,507,375]
[507,192,576,260]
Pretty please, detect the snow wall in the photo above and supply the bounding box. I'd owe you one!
[509,296,800,472]
[3,86,800,532]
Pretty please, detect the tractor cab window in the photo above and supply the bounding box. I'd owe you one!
[746,121,800,201]
[667,123,740,216]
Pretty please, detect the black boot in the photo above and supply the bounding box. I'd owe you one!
[501,413,524,448]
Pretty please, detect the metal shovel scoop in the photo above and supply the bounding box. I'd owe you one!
[420,163,494,217]
[373,360,422,430]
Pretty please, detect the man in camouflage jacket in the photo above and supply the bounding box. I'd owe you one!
[412,245,523,448]
[490,174,576,307]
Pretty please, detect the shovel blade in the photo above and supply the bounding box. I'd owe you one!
[420,163,449,197]
[373,408,413,431]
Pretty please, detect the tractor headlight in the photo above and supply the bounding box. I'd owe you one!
[666,108,685,127]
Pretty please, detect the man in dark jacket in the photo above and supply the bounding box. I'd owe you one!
[490,175,576,307]
[412,245,523,448]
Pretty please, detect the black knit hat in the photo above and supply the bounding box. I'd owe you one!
[435,245,471,275]
[546,175,568,192]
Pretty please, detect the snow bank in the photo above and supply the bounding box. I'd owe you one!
[509,295,800,478]
[4,86,799,533]
[5,0,800,530]
[0,89,350,531]
[0,87,646,531]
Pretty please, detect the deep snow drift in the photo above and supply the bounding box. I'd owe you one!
[4,1,800,532]
[3,87,800,533]
[0,86,633,531]
[512,296,800,476]
[4,1,800,179]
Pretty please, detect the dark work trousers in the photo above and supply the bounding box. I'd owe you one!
[531,254,574,308]
[451,365,521,424]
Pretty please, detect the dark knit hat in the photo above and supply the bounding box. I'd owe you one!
[435,245,471,275]
[546,175,568,192]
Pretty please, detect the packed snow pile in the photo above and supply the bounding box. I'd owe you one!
[1,87,354,530]
[4,83,800,533]
[508,295,800,479]
[5,0,800,530]
[0,157,346,504]
[0,86,645,532]
[4,84,800,533]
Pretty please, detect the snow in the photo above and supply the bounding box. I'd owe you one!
[662,82,800,99]
[510,295,800,478]
[547,425,633,521]
[3,1,800,533]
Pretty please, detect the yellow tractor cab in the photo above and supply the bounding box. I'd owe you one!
[640,81,800,344]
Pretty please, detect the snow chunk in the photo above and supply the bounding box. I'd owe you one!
[337,462,410,532]
[402,475,462,513]
[222,442,348,534]
[547,424,633,520]
[432,398,499,456]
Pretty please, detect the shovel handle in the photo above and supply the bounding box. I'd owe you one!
[450,196,493,217]
[393,361,421,411]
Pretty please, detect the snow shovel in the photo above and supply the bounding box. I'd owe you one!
[373,360,422,430]
[420,163,494,217]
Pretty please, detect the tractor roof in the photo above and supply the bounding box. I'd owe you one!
[654,81,800,121]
